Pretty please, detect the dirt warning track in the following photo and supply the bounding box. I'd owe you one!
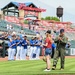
[0,56,75,61]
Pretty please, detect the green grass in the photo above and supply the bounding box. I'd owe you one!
[0,58,75,75]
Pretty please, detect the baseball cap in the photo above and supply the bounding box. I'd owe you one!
[46,30,51,34]
[60,29,64,33]
[24,35,27,37]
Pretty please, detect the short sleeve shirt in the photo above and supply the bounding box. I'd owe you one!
[45,37,52,48]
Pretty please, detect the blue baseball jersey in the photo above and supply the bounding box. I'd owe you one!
[30,39,35,47]
[35,40,42,48]
[11,40,16,49]
[33,39,37,46]
[22,40,28,49]
[8,41,11,47]
[16,39,22,46]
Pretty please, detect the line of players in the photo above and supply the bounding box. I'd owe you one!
[8,35,42,61]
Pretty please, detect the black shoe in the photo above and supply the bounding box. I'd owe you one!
[52,66,56,70]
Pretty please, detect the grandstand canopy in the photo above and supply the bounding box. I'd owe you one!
[1,2,38,17]
[1,2,37,10]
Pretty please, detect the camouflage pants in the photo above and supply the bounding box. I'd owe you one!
[53,48,65,69]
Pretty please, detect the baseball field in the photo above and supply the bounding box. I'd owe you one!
[0,56,75,75]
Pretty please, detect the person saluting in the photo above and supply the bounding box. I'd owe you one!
[52,29,68,70]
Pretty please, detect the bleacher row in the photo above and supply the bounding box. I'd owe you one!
[0,20,36,35]
[37,20,75,41]
[1,19,75,41]
[0,19,37,57]
[0,19,75,57]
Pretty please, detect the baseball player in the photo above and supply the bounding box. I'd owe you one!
[22,36,29,60]
[8,38,12,60]
[16,35,23,60]
[35,36,42,59]
[29,37,35,60]
[8,35,16,60]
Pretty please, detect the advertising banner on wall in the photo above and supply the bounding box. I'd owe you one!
[70,48,75,55]
[66,48,75,56]
[5,16,20,23]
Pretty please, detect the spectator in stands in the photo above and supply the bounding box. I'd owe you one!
[4,32,9,40]
[35,25,38,31]
[33,26,35,31]
[12,31,16,36]
[9,24,13,30]
[0,32,7,40]
[7,24,10,30]
[0,34,4,40]
[28,20,32,30]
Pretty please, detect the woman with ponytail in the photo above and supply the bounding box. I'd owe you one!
[43,30,54,71]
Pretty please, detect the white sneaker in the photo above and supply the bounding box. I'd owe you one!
[16,59,20,60]
[35,58,40,60]
[29,58,35,60]
[44,69,51,71]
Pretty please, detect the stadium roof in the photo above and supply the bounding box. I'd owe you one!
[1,1,37,10]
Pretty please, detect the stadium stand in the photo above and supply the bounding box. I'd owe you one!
[0,20,36,35]
[0,19,36,57]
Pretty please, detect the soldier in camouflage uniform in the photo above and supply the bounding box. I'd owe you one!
[52,29,68,70]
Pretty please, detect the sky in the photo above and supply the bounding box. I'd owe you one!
[0,0,75,23]
[40,0,75,14]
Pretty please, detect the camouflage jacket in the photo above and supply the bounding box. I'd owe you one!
[54,35,68,49]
